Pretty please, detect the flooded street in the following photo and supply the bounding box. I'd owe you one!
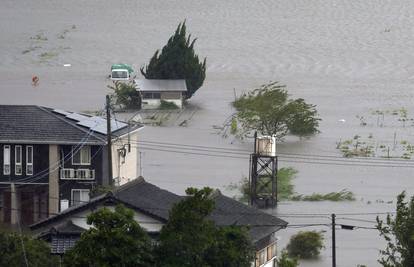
[2,0,414,265]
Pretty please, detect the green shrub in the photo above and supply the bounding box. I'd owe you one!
[287,231,324,259]
[108,82,141,110]
[277,250,299,267]
[159,100,179,110]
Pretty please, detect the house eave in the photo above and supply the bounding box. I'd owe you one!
[0,140,105,145]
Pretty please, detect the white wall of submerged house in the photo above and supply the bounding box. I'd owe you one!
[141,98,183,109]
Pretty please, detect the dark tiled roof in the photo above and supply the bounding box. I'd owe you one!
[113,178,181,220]
[209,194,287,242]
[39,220,84,255]
[31,178,287,244]
[0,105,142,144]
[0,105,105,144]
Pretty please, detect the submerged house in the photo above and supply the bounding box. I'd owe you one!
[30,177,287,267]
[0,105,143,226]
[135,79,187,109]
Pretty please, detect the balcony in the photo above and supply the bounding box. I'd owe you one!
[60,168,95,180]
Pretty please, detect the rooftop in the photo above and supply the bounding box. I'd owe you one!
[31,177,287,245]
[0,105,142,145]
[135,79,187,92]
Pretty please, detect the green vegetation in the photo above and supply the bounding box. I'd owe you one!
[232,82,320,140]
[63,205,154,267]
[0,230,59,266]
[159,100,179,110]
[376,191,414,267]
[291,190,355,201]
[286,231,324,259]
[39,51,58,60]
[228,167,355,202]
[156,187,254,267]
[230,117,238,135]
[227,167,297,202]
[108,81,141,110]
[140,21,206,99]
[276,251,299,267]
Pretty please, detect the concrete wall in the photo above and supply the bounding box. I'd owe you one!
[111,130,140,186]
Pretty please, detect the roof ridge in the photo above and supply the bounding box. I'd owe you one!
[112,176,146,194]
[37,106,107,143]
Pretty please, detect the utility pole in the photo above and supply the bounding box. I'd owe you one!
[332,213,336,267]
[106,95,113,186]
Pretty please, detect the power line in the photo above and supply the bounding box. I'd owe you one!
[135,139,414,164]
[133,144,414,168]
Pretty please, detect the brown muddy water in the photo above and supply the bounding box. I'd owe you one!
[2,0,414,266]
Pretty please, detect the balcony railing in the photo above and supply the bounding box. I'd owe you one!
[60,168,95,180]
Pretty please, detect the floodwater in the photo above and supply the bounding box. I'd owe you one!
[2,0,414,266]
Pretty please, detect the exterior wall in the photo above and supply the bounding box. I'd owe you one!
[0,144,49,183]
[111,131,140,186]
[141,91,183,109]
[58,145,104,209]
[254,241,278,267]
[35,203,165,234]
[0,143,49,225]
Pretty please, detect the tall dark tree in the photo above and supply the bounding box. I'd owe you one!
[155,187,254,267]
[140,21,206,99]
[377,191,414,267]
[63,205,153,267]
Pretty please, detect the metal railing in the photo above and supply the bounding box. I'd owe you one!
[60,168,95,180]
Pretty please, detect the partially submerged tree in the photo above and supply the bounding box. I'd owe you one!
[155,187,254,267]
[376,191,414,267]
[0,230,59,267]
[108,81,141,110]
[233,82,320,140]
[140,21,206,99]
[277,250,299,267]
[63,205,153,267]
[286,231,324,259]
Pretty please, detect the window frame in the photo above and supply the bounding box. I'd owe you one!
[3,145,10,175]
[255,248,267,267]
[142,92,161,99]
[15,145,22,175]
[26,145,33,175]
[71,189,90,206]
[72,146,91,165]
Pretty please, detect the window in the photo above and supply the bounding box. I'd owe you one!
[142,92,161,99]
[71,189,90,206]
[111,70,129,79]
[255,249,266,266]
[267,242,277,261]
[3,145,10,175]
[72,146,91,165]
[15,145,22,175]
[26,146,33,175]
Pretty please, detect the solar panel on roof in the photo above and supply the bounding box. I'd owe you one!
[52,109,72,116]
[76,116,127,134]
[66,113,90,122]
